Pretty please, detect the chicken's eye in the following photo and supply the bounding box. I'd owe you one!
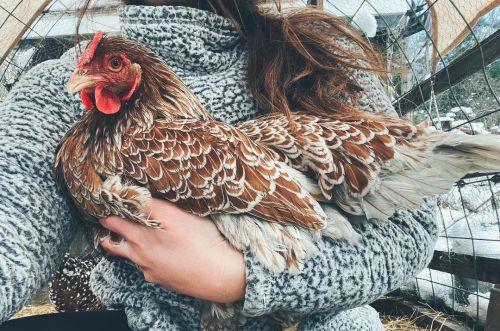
[108,57,122,71]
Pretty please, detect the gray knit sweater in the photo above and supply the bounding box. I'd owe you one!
[0,5,438,330]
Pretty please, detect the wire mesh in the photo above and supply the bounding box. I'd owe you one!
[0,0,120,99]
[316,0,499,329]
[0,0,499,329]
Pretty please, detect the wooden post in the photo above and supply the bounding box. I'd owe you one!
[307,0,324,9]
[393,29,500,115]
[486,285,500,331]
[428,251,500,284]
[0,0,52,66]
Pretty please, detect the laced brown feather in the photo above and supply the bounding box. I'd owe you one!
[237,111,423,201]
[55,35,327,231]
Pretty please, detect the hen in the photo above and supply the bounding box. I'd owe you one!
[56,31,330,270]
[56,32,500,321]
[49,253,105,312]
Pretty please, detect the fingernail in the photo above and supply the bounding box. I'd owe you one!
[110,233,124,246]
[98,235,110,242]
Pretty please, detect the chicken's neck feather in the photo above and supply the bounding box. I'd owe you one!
[79,56,213,142]
[137,62,213,122]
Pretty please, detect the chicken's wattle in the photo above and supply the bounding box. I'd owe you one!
[95,84,121,114]
[80,84,121,115]
[80,90,94,111]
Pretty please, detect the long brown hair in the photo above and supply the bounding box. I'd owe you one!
[77,0,384,125]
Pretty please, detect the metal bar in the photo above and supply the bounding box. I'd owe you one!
[428,251,500,284]
[486,285,500,331]
[394,29,500,115]
[307,0,323,8]
[0,0,52,66]
[438,236,500,243]
[414,276,491,300]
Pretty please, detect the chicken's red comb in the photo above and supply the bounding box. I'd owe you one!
[76,31,103,69]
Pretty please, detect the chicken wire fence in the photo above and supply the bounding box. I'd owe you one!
[0,0,499,329]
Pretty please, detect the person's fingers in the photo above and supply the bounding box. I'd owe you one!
[99,216,145,241]
[144,198,183,222]
[99,234,133,260]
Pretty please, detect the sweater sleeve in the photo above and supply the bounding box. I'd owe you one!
[242,62,439,316]
[243,198,438,316]
[0,56,83,322]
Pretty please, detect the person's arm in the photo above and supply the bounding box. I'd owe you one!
[97,199,246,304]
[0,57,81,322]
[244,48,438,316]
[96,196,437,316]
[243,198,438,316]
[96,43,439,318]
[243,56,438,315]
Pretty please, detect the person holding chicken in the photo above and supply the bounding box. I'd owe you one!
[0,0,441,330]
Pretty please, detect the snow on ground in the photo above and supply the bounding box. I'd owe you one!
[46,0,121,12]
[435,178,500,259]
[407,175,499,325]
[405,268,492,325]
[11,47,36,70]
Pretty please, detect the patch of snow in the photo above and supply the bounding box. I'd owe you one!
[449,106,475,116]
[407,176,499,325]
[351,7,378,38]
[323,0,410,17]
[452,121,490,134]
[13,47,36,69]
[46,0,121,12]
[432,116,454,122]
[24,13,120,39]
[405,269,491,325]
[436,181,500,259]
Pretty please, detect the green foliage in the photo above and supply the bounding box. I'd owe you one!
[489,62,500,79]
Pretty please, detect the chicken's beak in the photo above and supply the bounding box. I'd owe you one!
[67,70,102,94]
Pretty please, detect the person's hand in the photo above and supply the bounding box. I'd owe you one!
[98,198,246,303]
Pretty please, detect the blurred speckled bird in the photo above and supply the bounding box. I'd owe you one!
[49,253,105,312]
[55,31,500,276]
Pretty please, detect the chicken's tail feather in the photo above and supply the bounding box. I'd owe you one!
[361,132,500,220]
